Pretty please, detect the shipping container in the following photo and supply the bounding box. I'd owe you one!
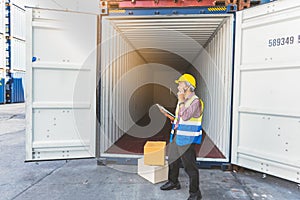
[0,33,5,69]
[11,38,26,71]
[0,0,5,34]
[25,0,300,184]
[10,4,26,40]
[10,77,25,103]
[11,70,26,99]
[6,71,25,103]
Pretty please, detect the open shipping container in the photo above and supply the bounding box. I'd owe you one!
[25,0,300,184]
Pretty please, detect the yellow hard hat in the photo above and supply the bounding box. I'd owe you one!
[175,74,196,88]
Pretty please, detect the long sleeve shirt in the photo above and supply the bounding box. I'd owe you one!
[174,92,202,129]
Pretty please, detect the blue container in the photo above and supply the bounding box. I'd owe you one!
[10,78,25,103]
[5,72,26,103]
[0,78,5,104]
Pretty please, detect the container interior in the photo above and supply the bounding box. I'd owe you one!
[100,14,234,162]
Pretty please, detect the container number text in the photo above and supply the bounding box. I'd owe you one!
[268,36,300,47]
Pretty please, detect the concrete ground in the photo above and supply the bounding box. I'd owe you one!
[0,103,300,200]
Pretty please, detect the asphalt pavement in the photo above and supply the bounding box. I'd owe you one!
[0,103,300,200]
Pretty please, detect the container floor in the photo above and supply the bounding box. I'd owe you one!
[105,114,225,159]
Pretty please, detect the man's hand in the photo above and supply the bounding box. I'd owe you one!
[159,108,175,122]
[177,90,185,103]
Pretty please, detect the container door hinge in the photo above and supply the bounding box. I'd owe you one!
[100,1,108,15]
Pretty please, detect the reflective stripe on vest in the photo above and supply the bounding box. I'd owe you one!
[170,95,204,146]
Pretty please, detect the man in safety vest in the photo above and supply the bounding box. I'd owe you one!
[160,74,203,200]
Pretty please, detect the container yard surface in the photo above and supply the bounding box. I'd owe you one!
[1,103,300,200]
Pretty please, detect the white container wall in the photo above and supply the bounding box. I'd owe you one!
[190,18,234,161]
[24,0,99,14]
[232,0,300,183]
[25,8,97,160]
[100,15,234,162]
[100,18,151,154]
[0,0,5,34]
[0,33,5,69]
[11,38,26,71]
[11,4,26,40]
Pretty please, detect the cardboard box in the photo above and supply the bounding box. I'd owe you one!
[138,158,168,184]
[144,141,166,166]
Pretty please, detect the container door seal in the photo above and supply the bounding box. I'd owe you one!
[25,8,97,161]
[232,0,300,183]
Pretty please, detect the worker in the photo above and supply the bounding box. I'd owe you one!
[159,73,204,200]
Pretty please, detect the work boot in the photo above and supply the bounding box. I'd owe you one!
[187,191,202,200]
[160,181,181,190]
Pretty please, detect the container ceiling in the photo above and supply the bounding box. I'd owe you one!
[106,15,230,71]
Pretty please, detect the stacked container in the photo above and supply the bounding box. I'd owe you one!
[5,0,26,103]
[0,0,5,103]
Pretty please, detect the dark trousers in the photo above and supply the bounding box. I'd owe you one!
[168,139,200,194]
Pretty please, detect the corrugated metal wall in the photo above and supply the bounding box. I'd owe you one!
[8,71,25,103]
[11,38,26,71]
[0,33,5,69]
[11,4,25,40]
[190,17,234,160]
[10,4,26,72]
[0,0,5,34]
[100,18,148,154]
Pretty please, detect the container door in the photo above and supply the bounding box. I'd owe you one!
[25,8,98,161]
[232,0,300,183]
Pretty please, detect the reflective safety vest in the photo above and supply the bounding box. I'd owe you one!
[170,95,204,146]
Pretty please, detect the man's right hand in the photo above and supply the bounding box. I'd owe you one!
[159,109,175,122]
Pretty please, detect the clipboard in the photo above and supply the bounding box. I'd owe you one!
[155,104,175,118]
